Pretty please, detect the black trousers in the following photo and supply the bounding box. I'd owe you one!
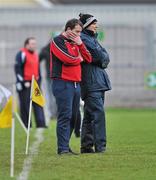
[81,91,106,152]
[18,86,46,128]
[70,109,81,136]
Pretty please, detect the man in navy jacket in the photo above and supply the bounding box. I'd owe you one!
[79,13,111,153]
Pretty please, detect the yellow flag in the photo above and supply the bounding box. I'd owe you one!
[0,96,12,128]
[32,79,45,107]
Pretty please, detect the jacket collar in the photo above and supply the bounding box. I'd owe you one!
[21,48,34,54]
[82,29,98,38]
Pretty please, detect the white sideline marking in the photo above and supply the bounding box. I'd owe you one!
[17,129,44,180]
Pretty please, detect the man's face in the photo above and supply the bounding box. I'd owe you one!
[70,24,82,36]
[26,39,37,52]
[87,22,98,34]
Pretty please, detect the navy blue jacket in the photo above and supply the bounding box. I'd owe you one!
[80,29,111,99]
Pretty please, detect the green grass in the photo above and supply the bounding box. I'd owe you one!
[0,114,35,180]
[29,108,156,180]
[1,108,156,179]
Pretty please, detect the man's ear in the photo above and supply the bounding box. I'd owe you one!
[66,27,71,32]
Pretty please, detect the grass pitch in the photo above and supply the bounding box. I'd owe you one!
[0,108,156,180]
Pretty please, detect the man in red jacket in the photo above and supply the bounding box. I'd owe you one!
[14,37,47,128]
[50,18,92,155]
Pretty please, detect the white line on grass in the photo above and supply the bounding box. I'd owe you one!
[17,129,44,180]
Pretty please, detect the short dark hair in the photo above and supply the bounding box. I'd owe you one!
[65,18,83,31]
[24,37,36,47]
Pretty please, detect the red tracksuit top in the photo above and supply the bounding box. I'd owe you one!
[50,34,92,82]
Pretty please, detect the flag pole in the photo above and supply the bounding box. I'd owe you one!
[10,116,15,177]
[14,112,27,134]
[25,75,34,155]
[13,86,27,134]
[10,85,16,177]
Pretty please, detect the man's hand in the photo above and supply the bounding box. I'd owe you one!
[79,55,83,62]
[73,36,82,45]
[24,82,31,88]
[66,31,82,45]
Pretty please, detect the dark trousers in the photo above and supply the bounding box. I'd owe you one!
[71,109,81,136]
[46,77,57,118]
[81,91,106,152]
[52,79,80,153]
[18,86,46,128]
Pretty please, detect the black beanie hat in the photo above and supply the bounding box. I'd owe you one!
[79,13,97,29]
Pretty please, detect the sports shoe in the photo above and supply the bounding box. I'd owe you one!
[81,148,94,154]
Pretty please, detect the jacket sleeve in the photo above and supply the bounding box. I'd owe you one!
[38,67,42,87]
[50,37,82,66]
[78,43,92,63]
[39,43,50,62]
[14,51,26,82]
[82,37,110,69]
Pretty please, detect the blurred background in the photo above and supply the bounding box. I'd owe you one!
[0,0,156,108]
